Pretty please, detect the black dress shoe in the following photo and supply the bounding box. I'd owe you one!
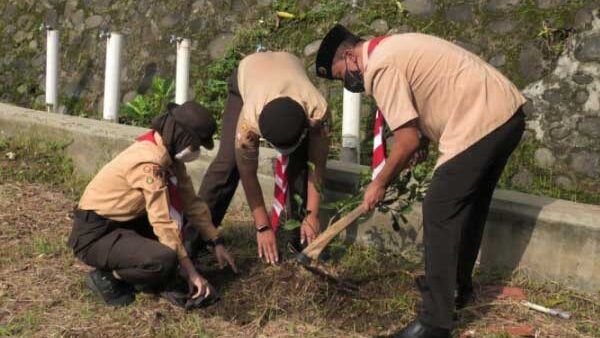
[392,319,450,338]
[85,269,135,306]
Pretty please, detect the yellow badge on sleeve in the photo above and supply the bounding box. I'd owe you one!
[146,176,154,185]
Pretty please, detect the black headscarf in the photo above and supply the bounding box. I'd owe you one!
[151,103,195,158]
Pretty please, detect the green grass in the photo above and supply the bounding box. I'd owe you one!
[0,135,89,200]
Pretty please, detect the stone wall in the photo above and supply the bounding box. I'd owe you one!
[1,0,600,193]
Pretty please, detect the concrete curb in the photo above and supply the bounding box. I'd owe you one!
[1,103,598,293]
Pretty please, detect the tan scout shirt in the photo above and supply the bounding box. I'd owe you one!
[78,132,219,259]
[235,51,329,154]
[363,33,527,167]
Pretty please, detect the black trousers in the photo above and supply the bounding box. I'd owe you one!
[198,68,308,226]
[68,209,177,290]
[418,109,525,329]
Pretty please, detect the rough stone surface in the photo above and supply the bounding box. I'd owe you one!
[575,32,600,63]
[370,19,389,35]
[575,89,589,105]
[401,0,436,17]
[574,8,594,30]
[555,176,574,190]
[303,39,322,56]
[512,169,534,187]
[489,54,506,67]
[455,41,482,55]
[488,20,516,34]
[573,72,594,85]
[160,13,181,29]
[569,151,599,178]
[536,0,568,9]
[208,33,235,60]
[534,148,556,168]
[85,15,103,29]
[485,0,520,12]
[578,117,600,138]
[519,44,547,82]
[445,5,473,23]
[122,91,137,104]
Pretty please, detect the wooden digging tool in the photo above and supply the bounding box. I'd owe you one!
[295,205,365,265]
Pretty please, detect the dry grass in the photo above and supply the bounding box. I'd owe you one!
[0,137,599,337]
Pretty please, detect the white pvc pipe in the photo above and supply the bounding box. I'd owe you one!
[175,38,191,104]
[341,88,361,163]
[45,29,59,113]
[103,32,122,122]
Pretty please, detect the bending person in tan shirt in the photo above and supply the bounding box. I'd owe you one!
[69,101,237,307]
[199,52,330,265]
[316,25,526,338]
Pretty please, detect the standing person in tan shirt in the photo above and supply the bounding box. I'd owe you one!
[316,25,526,338]
[69,101,237,307]
[199,51,330,264]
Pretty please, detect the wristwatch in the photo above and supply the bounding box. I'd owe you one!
[256,224,272,233]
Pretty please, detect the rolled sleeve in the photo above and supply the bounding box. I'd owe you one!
[128,163,188,259]
[372,67,419,131]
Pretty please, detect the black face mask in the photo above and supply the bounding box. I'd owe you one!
[343,56,365,93]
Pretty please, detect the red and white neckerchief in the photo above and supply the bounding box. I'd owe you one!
[136,130,185,239]
[270,153,289,232]
[269,36,389,229]
[368,36,389,179]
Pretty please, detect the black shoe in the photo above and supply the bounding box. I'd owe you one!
[455,287,474,310]
[392,320,450,338]
[85,270,135,306]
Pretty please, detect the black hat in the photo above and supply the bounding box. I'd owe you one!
[315,24,362,79]
[259,97,307,149]
[169,101,216,150]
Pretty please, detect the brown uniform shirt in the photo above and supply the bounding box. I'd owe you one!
[235,51,329,158]
[78,132,219,259]
[362,33,527,167]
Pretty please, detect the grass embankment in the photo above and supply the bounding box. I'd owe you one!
[0,136,598,337]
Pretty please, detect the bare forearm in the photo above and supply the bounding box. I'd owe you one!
[307,128,330,217]
[239,170,270,227]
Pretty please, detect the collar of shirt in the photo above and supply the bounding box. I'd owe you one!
[149,132,173,168]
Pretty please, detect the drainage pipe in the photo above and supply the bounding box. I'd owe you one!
[102,32,122,122]
[45,29,59,113]
[341,89,361,163]
[175,38,191,104]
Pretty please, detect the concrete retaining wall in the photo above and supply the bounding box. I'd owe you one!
[1,103,598,293]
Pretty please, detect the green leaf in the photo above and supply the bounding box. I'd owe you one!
[283,219,301,231]
[293,193,303,206]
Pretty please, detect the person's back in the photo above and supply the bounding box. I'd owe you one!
[363,33,526,166]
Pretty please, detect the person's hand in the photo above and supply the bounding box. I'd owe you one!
[257,229,279,264]
[214,244,239,273]
[187,272,212,299]
[361,180,386,213]
[301,214,321,245]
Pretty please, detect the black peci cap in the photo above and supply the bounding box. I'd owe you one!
[170,101,216,150]
[259,97,307,149]
[315,24,362,79]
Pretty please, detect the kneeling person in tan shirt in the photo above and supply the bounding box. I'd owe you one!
[69,101,237,307]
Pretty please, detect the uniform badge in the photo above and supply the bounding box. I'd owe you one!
[146,176,154,185]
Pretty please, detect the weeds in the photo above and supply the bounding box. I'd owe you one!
[120,77,175,127]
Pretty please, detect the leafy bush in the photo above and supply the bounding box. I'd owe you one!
[120,77,174,127]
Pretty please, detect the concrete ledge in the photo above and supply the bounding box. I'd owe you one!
[1,103,598,293]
